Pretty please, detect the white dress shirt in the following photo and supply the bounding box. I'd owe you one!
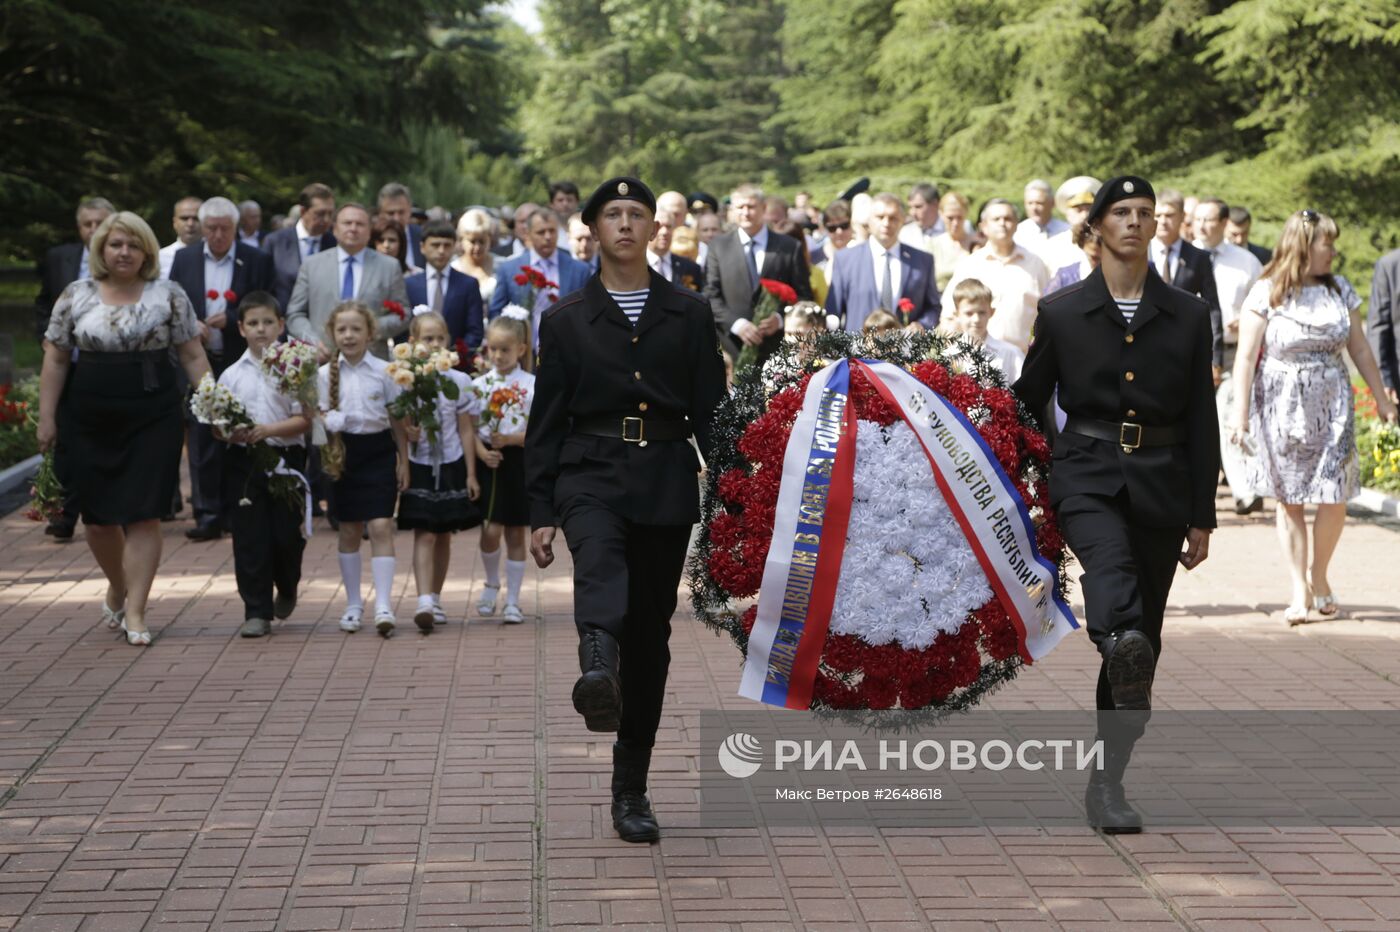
[239,230,261,249]
[1014,217,1070,265]
[295,219,322,259]
[77,246,90,281]
[158,240,182,280]
[203,243,236,354]
[868,239,903,303]
[980,335,1025,383]
[408,369,481,465]
[1150,238,1182,283]
[898,220,947,254]
[1195,239,1263,342]
[647,249,673,281]
[317,353,401,434]
[218,349,304,447]
[1041,229,1084,275]
[336,246,365,299]
[696,241,708,269]
[941,245,1051,353]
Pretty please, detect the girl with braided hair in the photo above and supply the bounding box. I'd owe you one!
[317,301,410,636]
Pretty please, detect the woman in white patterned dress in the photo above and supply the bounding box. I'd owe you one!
[1228,210,1397,625]
[37,212,211,645]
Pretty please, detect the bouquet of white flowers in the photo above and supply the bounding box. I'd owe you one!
[387,342,462,450]
[189,373,306,519]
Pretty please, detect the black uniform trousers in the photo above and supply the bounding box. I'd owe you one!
[1056,490,1185,715]
[559,496,692,754]
[185,352,227,524]
[223,444,306,621]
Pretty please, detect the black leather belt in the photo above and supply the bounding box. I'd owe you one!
[1063,414,1186,451]
[571,415,690,445]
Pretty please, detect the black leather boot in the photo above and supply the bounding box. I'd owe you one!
[1084,738,1143,834]
[573,629,622,732]
[1104,630,1155,711]
[611,743,660,843]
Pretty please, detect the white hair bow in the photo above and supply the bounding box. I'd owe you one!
[412,304,432,317]
[502,304,531,322]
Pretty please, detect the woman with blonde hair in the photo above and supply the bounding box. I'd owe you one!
[452,208,499,308]
[37,212,211,645]
[1229,209,1398,625]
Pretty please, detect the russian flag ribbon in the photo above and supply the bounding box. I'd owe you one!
[738,358,1077,710]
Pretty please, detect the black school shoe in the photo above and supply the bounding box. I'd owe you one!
[1104,631,1155,711]
[273,590,297,620]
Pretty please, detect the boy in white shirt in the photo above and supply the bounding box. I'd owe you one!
[948,278,1024,382]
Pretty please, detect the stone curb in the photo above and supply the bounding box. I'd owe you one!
[1352,485,1400,518]
[0,453,41,498]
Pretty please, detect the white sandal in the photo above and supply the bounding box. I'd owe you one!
[1313,593,1340,618]
[477,584,500,616]
[101,604,126,630]
[1283,603,1310,627]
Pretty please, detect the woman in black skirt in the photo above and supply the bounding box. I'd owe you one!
[37,212,211,646]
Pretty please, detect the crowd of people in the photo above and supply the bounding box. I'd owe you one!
[26,171,1400,838]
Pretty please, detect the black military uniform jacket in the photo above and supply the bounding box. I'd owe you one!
[1013,265,1219,530]
[525,270,727,530]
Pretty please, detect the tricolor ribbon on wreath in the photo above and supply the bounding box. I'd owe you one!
[738,358,1078,710]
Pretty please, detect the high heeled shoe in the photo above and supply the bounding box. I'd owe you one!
[101,604,126,630]
[119,617,151,646]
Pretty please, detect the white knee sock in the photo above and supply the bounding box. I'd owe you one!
[430,592,441,607]
[505,559,526,607]
[371,556,396,614]
[481,548,501,587]
[338,553,363,609]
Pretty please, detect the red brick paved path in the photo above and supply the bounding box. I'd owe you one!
[2,492,1400,930]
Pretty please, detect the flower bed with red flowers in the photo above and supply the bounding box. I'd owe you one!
[689,330,1070,717]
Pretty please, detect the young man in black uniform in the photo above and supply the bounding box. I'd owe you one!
[525,177,727,843]
[1014,177,1219,833]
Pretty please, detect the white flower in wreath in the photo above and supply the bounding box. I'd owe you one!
[829,421,993,650]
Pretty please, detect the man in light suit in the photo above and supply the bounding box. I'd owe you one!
[170,196,276,541]
[262,183,336,311]
[287,202,408,361]
[406,220,485,351]
[490,209,591,347]
[378,181,424,271]
[704,183,814,360]
[826,192,940,331]
[1370,247,1400,406]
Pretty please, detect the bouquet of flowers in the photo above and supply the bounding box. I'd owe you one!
[1371,420,1400,482]
[513,265,558,308]
[25,452,65,524]
[258,338,320,410]
[736,278,799,375]
[189,374,305,514]
[476,380,529,522]
[387,342,462,450]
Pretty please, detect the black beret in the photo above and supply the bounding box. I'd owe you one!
[1087,175,1155,224]
[837,176,871,203]
[688,191,718,214]
[581,176,656,224]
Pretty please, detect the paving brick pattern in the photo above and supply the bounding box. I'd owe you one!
[2,493,1399,930]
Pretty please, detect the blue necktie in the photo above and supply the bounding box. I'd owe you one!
[745,239,759,288]
[341,255,355,299]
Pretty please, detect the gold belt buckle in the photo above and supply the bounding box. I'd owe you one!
[622,416,645,445]
[1119,421,1142,453]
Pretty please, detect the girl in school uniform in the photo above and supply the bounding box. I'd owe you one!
[397,309,483,632]
[473,310,535,623]
[318,301,410,637]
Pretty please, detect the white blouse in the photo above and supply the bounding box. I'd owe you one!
[409,369,482,465]
[472,366,535,444]
[218,350,305,447]
[317,353,401,435]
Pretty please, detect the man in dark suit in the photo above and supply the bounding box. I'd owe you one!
[378,181,424,271]
[1151,189,1223,377]
[35,197,115,340]
[490,210,592,346]
[170,196,275,540]
[704,183,813,360]
[825,192,940,331]
[262,183,336,311]
[1226,206,1272,267]
[1014,177,1218,835]
[526,177,726,845]
[237,200,265,248]
[646,209,704,292]
[1370,247,1400,406]
[34,196,115,539]
[405,220,484,351]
